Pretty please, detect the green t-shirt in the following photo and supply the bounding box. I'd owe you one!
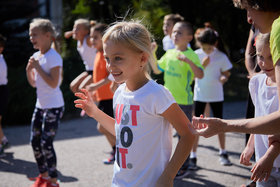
[270,16,280,66]
[158,48,203,105]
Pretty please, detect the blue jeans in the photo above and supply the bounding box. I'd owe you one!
[30,107,64,178]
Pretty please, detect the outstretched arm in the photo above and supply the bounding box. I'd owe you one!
[192,111,280,137]
[87,77,111,92]
[156,103,195,187]
[74,89,115,135]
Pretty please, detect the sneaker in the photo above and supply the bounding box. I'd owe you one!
[2,141,10,150]
[103,150,115,165]
[30,175,49,187]
[188,157,197,170]
[0,147,5,158]
[219,153,232,166]
[175,169,190,179]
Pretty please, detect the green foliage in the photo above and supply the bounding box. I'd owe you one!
[71,0,91,15]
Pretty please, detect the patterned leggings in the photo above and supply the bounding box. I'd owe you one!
[30,107,64,178]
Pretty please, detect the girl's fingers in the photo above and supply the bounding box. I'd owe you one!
[81,88,90,97]
[75,104,83,109]
[75,92,87,100]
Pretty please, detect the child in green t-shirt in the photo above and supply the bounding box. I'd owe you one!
[150,21,204,179]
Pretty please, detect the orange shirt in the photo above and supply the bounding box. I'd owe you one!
[93,51,113,101]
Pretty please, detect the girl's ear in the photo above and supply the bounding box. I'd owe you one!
[140,52,149,66]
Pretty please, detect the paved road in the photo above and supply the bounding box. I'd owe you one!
[0,101,253,187]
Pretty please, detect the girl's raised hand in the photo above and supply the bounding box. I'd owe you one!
[74,89,98,118]
[240,146,254,166]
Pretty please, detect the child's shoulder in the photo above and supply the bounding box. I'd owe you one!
[250,73,266,85]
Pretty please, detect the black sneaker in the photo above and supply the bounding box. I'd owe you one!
[175,169,190,179]
[219,153,232,166]
[188,157,197,170]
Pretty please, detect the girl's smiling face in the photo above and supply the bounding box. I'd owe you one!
[103,39,147,85]
[256,41,274,78]
[29,27,50,51]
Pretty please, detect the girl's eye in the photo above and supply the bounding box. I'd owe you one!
[115,56,122,61]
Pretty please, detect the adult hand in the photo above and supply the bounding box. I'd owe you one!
[192,116,226,138]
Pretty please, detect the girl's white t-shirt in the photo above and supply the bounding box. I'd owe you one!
[33,48,64,109]
[0,54,8,85]
[249,73,280,168]
[112,80,175,187]
[77,36,97,71]
[194,48,232,102]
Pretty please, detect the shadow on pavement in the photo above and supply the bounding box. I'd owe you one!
[4,117,101,147]
[0,152,78,183]
[174,173,225,187]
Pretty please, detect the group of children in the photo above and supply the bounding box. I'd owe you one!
[0,0,279,186]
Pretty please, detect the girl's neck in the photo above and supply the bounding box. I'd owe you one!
[79,35,87,45]
[175,44,188,51]
[40,45,51,54]
[125,73,149,92]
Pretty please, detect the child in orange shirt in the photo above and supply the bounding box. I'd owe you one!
[86,23,116,164]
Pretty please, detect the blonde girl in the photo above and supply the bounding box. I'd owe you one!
[74,21,195,187]
[26,18,64,187]
[65,19,97,94]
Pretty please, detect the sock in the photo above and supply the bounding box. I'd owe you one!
[219,149,227,155]
[190,152,197,158]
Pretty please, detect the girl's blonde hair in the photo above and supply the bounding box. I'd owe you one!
[102,21,155,76]
[30,18,60,53]
[256,33,270,47]
[74,18,91,32]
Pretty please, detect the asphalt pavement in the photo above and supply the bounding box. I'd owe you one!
[0,101,253,187]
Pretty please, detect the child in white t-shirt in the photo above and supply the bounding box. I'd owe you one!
[65,19,97,94]
[240,33,280,186]
[192,28,233,168]
[26,18,64,187]
[75,20,195,187]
